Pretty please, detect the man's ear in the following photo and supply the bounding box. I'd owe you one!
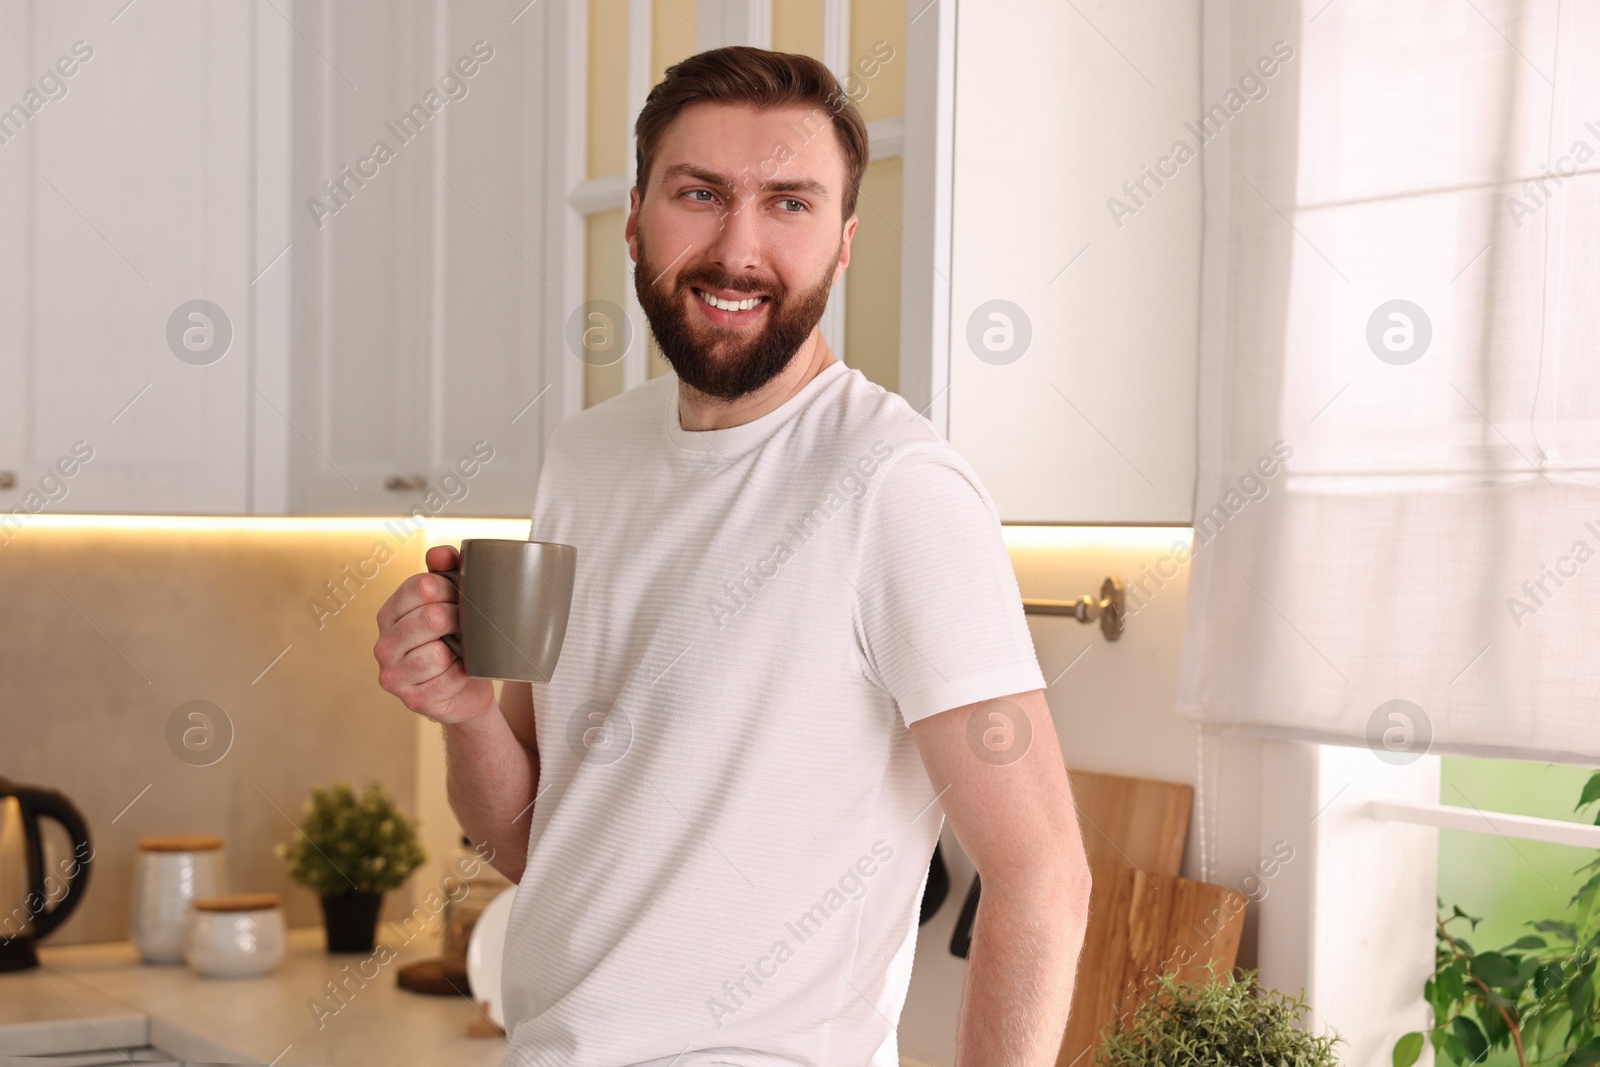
[624,187,641,264]
[832,214,859,284]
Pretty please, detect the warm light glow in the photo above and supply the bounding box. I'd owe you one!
[4,514,400,534]
[8,516,1194,555]
[1001,524,1194,556]
[5,514,532,541]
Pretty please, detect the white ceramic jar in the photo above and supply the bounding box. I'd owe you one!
[129,836,227,964]
[183,893,286,977]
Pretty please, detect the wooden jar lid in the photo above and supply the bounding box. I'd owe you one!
[138,835,225,852]
[193,893,281,912]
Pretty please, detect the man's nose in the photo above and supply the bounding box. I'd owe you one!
[706,188,764,274]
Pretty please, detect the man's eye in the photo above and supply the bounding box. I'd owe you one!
[777,198,807,213]
[685,189,716,203]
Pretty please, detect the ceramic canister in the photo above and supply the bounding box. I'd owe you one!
[129,835,227,964]
[184,893,287,977]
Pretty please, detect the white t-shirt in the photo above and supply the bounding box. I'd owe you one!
[500,359,1046,1067]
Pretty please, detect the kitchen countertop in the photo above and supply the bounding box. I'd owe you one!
[1,928,507,1067]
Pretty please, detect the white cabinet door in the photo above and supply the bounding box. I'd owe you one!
[1,2,254,517]
[286,6,549,518]
[429,12,550,521]
[945,0,1199,524]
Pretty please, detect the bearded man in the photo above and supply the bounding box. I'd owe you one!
[375,45,1091,1067]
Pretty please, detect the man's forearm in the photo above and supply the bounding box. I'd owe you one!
[443,692,539,883]
[955,867,1092,1065]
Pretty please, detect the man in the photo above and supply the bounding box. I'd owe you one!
[375,46,1091,1067]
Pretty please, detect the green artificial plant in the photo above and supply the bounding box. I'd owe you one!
[276,780,425,897]
[1394,769,1600,1067]
[1094,960,1342,1067]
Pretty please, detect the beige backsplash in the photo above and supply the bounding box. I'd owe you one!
[0,519,445,946]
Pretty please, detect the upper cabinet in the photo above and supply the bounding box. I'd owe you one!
[942,0,1200,524]
[1,2,556,519]
[286,7,552,517]
[0,4,255,515]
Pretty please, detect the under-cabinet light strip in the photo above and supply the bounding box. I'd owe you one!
[9,519,1199,572]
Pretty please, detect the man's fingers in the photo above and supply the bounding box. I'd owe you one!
[378,600,459,664]
[397,649,471,715]
[376,574,428,632]
[373,550,494,725]
[380,633,456,696]
[376,570,457,632]
[400,636,457,686]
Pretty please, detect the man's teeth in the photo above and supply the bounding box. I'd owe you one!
[695,289,765,312]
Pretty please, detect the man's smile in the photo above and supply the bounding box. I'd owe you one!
[690,286,772,327]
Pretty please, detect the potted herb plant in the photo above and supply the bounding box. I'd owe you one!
[276,781,426,954]
[1095,961,1343,1066]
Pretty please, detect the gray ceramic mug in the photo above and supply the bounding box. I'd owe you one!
[435,539,577,682]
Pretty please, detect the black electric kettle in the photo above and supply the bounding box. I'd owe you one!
[0,777,93,972]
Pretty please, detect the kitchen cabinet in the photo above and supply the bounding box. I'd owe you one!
[0,3,255,516]
[284,8,552,518]
[1,3,554,519]
[942,0,1201,524]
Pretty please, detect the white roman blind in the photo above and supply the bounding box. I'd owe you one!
[1178,0,1600,762]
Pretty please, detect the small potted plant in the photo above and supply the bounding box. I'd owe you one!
[276,781,426,954]
[1095,961,1343,1066]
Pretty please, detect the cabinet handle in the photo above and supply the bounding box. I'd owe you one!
[384,474,427,492]
[0,471,14,490]
[1023,576,1126,641]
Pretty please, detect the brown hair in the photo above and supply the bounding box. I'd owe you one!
[633,46,870,223]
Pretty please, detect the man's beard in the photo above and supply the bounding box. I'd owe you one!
[633,229,838,402]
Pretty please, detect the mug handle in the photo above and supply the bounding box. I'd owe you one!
[433,568,464,660]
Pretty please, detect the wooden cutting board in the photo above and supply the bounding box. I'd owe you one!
[1057,865,1248,1066]
[950,771,1193,960]
[1066,769,1192,876]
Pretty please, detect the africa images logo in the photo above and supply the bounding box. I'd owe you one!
[1105,40,1295,229]
[706,840,894,1029]
[306,41,495,229]
[706,440,894,629]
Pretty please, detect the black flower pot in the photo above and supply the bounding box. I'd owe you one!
[320,894,383,954]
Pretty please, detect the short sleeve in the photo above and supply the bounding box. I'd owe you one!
[853,447,1047,726]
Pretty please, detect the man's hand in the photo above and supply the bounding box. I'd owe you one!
[377,545,540,884]
[374,544,497,726]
